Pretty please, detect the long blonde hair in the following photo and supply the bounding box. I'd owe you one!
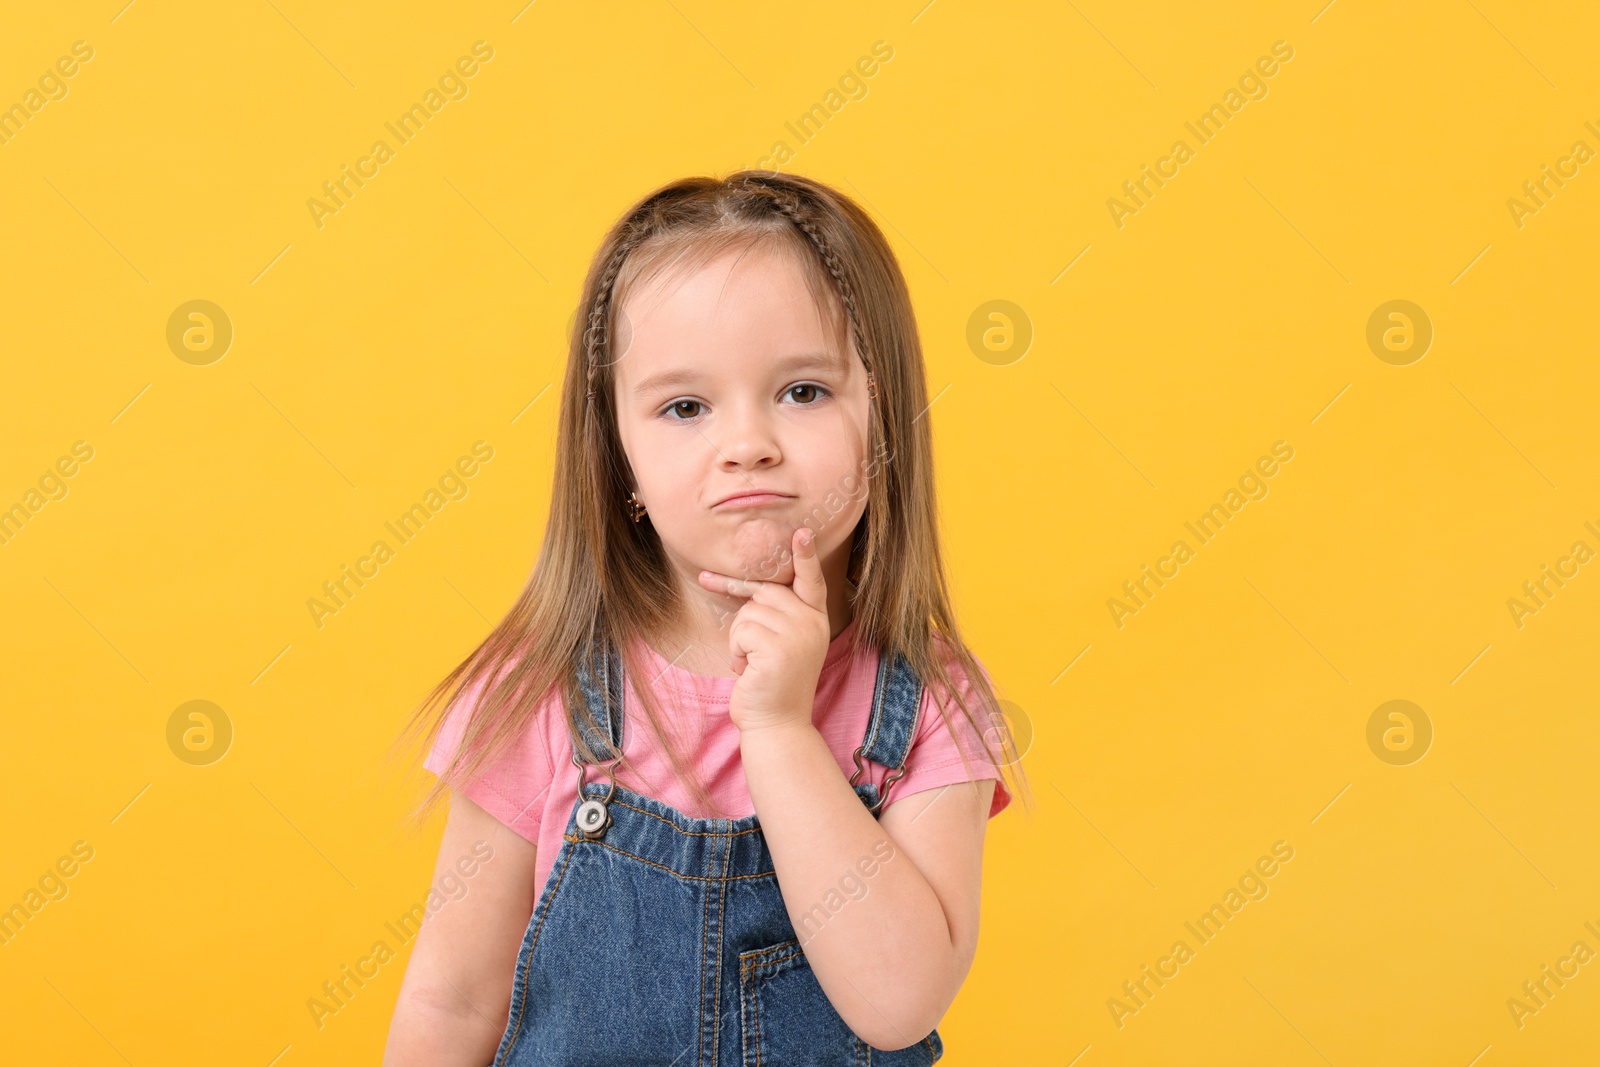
[396,170,1032,830]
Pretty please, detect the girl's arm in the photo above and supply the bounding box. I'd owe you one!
[384,793,537,1067]
[741,721,995,1051]
[705,528,997,1049]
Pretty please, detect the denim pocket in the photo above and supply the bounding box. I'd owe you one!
[737,939,942,1065]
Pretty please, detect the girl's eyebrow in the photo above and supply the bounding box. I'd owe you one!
[631,351,842,398]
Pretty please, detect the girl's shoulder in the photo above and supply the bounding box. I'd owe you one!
[894,637,1012,817]
[424,664,568,784]
[422,664,575,842]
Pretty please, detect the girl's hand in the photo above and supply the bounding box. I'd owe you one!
[697,526,830,734]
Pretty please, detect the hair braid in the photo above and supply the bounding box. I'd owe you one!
[583,231,643,403]
[757,187,873,377]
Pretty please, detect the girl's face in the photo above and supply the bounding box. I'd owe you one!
[611,240,872,603]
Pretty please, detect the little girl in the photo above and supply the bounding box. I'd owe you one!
[385,171,1029,1066]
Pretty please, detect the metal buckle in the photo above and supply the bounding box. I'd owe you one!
[573,752,623,839]
[848,744,905,814]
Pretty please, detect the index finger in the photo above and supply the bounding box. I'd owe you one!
[698,569,762,598]
[697,570,797,605]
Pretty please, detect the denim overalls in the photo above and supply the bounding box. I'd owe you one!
[491,636,945,1066]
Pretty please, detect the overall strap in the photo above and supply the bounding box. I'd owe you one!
[850,646,926,812]
[571,637,626,763]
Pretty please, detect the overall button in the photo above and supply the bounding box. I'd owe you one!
[576,798,611,838]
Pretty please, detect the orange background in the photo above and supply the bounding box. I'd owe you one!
[2,1,1598,1064]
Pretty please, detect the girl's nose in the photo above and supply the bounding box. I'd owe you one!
[714,403,780,469]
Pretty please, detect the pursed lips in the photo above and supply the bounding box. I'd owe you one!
[713,490,794,508]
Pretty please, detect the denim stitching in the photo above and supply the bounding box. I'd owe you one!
[562,833,777,882]
[698,828,711,1067]
[608,796,766,836]
[861,653,890,760]
[711,819,731,1067]
[497,838,579,1062]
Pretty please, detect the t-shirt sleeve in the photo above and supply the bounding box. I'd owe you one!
[422,674,557,845]
[884,649,1013,819]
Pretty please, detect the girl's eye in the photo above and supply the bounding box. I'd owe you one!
[785,383,830,405]
[661,399,704,420]
[658,385,830,421]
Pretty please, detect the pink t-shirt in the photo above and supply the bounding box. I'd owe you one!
[424,618,1012,896]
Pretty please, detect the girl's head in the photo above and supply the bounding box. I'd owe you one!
[566,172,924,643]
[401,171,1030,824]
[610,230,873,616]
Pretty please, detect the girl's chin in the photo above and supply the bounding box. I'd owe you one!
[715,523,799,581]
